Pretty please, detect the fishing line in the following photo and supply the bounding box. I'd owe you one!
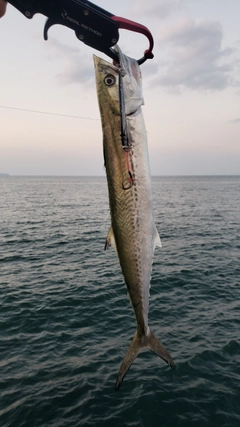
[0,105,100,121]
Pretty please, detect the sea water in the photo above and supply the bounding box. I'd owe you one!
[1,176,240,427]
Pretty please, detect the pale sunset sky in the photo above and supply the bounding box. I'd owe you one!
[1,0,240,175]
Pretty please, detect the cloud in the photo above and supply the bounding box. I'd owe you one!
[47,38,94,85]
[230,118,240,123]
[56,56,94,85]
[132,0,176,18]
[131,0,185,19]
[47,37,80,56]
[150,18,237,92]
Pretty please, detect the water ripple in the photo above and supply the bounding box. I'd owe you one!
[0,176,240,427]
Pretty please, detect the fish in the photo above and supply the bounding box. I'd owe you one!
[94,46,174,390]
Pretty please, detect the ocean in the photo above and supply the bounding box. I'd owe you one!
[0,175,239,427]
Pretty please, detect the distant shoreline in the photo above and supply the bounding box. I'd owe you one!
[0,174,239,178]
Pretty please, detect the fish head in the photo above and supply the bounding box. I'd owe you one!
[94,55,121,115]
[94,46,144,116]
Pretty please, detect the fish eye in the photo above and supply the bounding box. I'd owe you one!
[104,74,116,86]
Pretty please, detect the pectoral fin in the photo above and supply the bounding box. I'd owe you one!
[154,225,162,249]
[104,225,116,250]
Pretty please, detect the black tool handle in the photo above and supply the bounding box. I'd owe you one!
[8,0,120,60]
[8,0,154,63]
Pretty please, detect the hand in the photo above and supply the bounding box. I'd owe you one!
[0,0,7,18]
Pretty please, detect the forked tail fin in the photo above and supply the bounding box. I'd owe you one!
[115,330,175,391]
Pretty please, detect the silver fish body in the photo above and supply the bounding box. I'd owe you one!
[94,48,174,390]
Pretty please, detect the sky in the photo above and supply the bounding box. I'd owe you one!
[1,0,240,176]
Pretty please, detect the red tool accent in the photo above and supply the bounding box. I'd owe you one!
[112,16,154,62]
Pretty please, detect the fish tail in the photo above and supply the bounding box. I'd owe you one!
[115,330,175,391]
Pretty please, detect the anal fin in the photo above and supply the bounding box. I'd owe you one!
[154,225,161,249]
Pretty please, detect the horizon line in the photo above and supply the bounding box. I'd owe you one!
[1,174,240,178]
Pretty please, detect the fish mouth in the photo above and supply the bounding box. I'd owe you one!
[126,108,140,117]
